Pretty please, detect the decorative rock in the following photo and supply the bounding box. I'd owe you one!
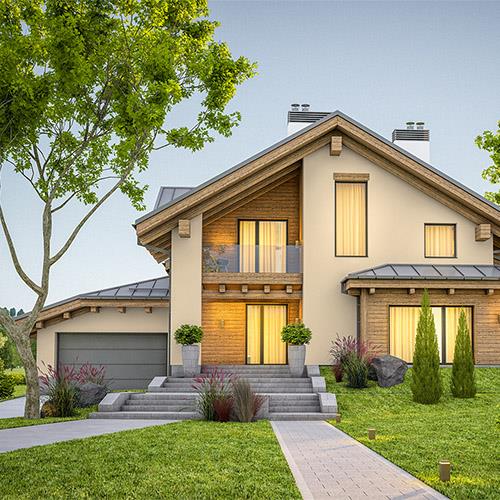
[370,355,408,387]
[78,382,108,407]
[41,400,59,418]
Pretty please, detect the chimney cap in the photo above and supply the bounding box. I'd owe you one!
[291,103,300,111]
[406,121,415,130]
[301,103,310,112]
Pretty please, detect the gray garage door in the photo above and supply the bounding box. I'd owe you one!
[58,333,167,390]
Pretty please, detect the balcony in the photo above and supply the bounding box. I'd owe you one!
[202,244,302,274]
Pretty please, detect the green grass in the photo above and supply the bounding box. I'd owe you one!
[322,366,500,500]
[0,406,97,430]
[1,367,26,401]
[0,420,301,500]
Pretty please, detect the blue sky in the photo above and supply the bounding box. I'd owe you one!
[1,0,499,310]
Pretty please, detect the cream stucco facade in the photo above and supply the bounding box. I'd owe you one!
[302,145,493,364]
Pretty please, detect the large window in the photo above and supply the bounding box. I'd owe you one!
[424,224,456,258]
[239,220,287,273]
[390,306,472,363]
[335,182,367,257]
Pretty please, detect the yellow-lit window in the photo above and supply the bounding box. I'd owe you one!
[425,224,456,258]
[335,182,367,256]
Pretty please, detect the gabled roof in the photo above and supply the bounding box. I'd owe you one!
[135,110,500,261]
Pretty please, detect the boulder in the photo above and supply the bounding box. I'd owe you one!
[77,382,108,407]
[370,355,408,387]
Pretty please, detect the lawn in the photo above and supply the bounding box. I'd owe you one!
[0,420,301,500]
[322,366,500,500]
[0,406,97,430]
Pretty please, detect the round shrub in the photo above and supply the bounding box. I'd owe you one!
[174,324,204,345]
[7,371,26,385]
[281,322,312,345]
[0,372,15,399]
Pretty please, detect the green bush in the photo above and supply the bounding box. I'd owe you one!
[451,310,477,398]
[174,324,203,345]
[411,290,442,404]
[281,322,312,345]
[7,371,25,385]
[0,359,3,373]
[0,372,15,399]
[343,352,368,388]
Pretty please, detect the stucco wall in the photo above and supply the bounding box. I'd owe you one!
[36,307,169,370]
[302,145,493,364]
[170,214,203,365]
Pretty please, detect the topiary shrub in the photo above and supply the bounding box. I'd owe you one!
[451,309,477,398]
[0,372,15,399]
[281,322,312,345]
[411,290,442,404]
[174,324,204,345]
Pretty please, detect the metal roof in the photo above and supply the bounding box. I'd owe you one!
[343,264,500,282]
[135,110,499,226]
[154,186,194,210]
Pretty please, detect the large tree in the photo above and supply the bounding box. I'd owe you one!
[0,0,255,418]
[476,120,500,204]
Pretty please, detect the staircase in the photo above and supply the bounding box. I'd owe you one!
[91,365,337,421]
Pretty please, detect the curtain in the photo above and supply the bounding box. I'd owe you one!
[263,305,287,364]
[425,225,455,257]
[390,307,420,362]
[259,221,287,273]
[445,307,472,363]
[239,221,256,272]
[246,305,261,364]
[335,183,366,256]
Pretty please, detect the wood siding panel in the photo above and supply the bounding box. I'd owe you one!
[202,174,300,246]
[202,300,300,365]
[360,289,500,364]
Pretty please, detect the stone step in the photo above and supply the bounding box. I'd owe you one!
[160,385,313,393]
[121,405,196,412]
[131,393,196,400]
[268,394,318,402]
[165,377,308,383]
[125,399,196,407]
[269,405,321,413]
[90,411,200,420]
[202,365,290,371]
[268,412,338,421]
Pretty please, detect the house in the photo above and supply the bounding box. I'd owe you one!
[32,108,500,388]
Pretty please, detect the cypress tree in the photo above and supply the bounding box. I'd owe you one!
[411,290,442,404]
[451,309,477,398]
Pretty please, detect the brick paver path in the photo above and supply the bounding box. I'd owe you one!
[271,421,447,500]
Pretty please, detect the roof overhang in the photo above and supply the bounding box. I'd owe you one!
[134,110,500,263]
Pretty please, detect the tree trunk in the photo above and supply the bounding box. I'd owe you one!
[17,334,40,419]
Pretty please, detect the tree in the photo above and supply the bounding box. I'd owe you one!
[0,308,23,369]
[411,290,442,404]
[0,0,255,418]
[476,121,500,204]
[451,309,476,398]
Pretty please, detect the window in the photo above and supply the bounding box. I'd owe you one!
[335,182,367,256]
[239,220,287,273]
[390,306,472,363]
[425,224,456,258]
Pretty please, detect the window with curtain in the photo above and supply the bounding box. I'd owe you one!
[239,220,287,273]
[424,224,456,258]
[390,306,472,363]
[335,182,367,256]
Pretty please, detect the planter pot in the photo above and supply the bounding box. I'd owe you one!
[288,344,306,377]
[182,344,200,377]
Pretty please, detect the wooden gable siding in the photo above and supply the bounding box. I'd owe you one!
[202,173,300,246]
[201,301,300,365]
[360,288,500,364]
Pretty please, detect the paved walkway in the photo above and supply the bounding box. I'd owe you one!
[0,419,175,453]
[271,421,447,500]
[0,397,27,418]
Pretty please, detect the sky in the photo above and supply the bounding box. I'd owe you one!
[1,0,499,311]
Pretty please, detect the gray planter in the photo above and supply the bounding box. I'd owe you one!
[288,344,306,377]
[182,344,200,377]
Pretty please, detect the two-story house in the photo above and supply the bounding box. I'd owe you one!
[33,109,500,388]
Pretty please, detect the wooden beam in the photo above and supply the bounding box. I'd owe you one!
[330,136,342,156]
[447,288,455,295]
[344,278,500,291]
[333,172,370,182]
[35,321,44,329]
[486,289,494,295]
[286,285,293,294]
[62,312,72,319]
[178,219,191,238]
[475,223,491,241]
[369,288,376,295]
[117,306,126,313]
[144,306,152,314]
[203,272,303,285]
[218,284,226,293]
[263,285,271,294]
[90,306,100,313]
[408,288,416,295]
[241,284,248,294]
[203,290,302,301]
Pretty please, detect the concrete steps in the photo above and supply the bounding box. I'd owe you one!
[91,411,199,420]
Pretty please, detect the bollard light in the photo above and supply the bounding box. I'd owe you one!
[439,461,451,482]
[368,428,376,440]
[335,414,341,423]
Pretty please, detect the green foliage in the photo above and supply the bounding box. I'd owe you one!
[174,324,203,345]
[343,352,368,388]
[451,310,477,398]
[476,121,500,204]
[0,308,22,369]
[0,371,15,399]
[0,0,256,210]
[411,290,442,404]
[7,370,25,385]
[280,322,312,345]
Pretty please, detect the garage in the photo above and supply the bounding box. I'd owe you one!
[58,332,167,389]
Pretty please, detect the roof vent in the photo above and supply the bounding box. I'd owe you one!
[301,103,310,112]
[406,121,415,130]
[291,103,300,112]
[416,121,425,130]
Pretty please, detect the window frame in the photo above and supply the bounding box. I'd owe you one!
[424,223,457,258]
[334,181,368,258]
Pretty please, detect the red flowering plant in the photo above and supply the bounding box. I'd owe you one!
[39,363,79,417]
[192,368,234,421]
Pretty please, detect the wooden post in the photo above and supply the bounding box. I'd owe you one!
[439,461,451,482]
[368,428,376,440]
[178,219,191,238]
[335,414,341,423]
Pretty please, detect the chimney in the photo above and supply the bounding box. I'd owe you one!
[392,121,430,163]
[286,103,330,136]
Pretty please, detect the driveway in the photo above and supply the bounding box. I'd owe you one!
[0,419,176,453]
